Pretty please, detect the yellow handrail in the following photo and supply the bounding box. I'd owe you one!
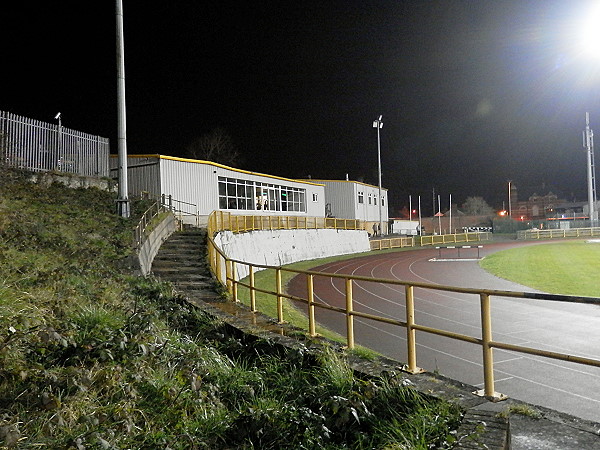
[206,232,600,402]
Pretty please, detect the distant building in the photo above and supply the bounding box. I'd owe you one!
[510,184,565,220]
[301,179,389,233]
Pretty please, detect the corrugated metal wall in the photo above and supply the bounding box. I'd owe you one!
[109,155,161,198]
[161,158,218,214]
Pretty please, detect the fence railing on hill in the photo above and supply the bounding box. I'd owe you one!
[0,110,109,177]
[205,232,600,404]
[517,227,600,240]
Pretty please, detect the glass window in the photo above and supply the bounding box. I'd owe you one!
[217,176,306,212]
[358,192,364,204]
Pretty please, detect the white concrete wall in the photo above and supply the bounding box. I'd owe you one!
[214,228,370,280]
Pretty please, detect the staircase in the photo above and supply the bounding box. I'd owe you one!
[151,229,224,302]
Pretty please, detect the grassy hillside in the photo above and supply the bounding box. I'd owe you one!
[0,169,460,448]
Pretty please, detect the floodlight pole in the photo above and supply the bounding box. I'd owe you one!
[583,113,597,226]
[115,0,130,218]
[373,115,384,236]
[507,180,512,217]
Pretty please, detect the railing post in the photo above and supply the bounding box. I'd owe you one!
[249,265,256,312]
[225,259,233,294]
[476,293,506,401]
[215,251,222,285]
[276,268,284,323]
[307,274,317,337]
[345,278,355,349]
[231,261,238,302]
[404,285,424,373]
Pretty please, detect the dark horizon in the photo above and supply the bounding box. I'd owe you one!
[5,1,600,215]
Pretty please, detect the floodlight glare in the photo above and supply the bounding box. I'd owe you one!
[580,3,600,59]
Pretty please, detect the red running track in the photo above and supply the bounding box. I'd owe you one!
[287,240,600,422]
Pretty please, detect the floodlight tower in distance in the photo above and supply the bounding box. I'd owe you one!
[373,115,384,236]
[583,113,597,226]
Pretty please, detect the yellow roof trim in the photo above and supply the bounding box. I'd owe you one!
[301,178,388,191]
[112,154,325,187]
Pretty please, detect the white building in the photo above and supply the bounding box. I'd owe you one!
[110,154,326,221]
[304,179,389,232]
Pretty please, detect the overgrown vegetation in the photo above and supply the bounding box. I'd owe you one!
[0,169,461,448]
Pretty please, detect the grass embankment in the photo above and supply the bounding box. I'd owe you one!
[0,169,461,448]
[480,241,600,297]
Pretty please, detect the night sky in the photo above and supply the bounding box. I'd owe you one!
[5,1,600,214]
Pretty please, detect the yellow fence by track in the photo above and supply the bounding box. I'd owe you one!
[517,227,600,240]
[370,231,492,251]
[205,212,600,402]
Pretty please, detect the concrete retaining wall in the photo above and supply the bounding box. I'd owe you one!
[137,213,177,275]
[214,228,370,280]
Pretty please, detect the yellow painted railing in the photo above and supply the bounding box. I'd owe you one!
[369,232,491,250]
[206,233,600,401]
[517,227,600,240]
[207,210,363,236]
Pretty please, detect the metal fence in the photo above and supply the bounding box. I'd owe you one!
[206,233,600,403]
[0,111,109,177]
[517,227,600,240]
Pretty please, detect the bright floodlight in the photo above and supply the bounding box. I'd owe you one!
[580,3,600,59]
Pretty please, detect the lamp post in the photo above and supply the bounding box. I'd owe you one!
[54,112,62,171]
[373,115,383,236]
[115,0,130,218]
[507,180,512,217]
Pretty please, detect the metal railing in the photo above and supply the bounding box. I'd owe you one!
[133,200,169,249]
[370,231,491,250]
[207,210,363,236]
[517,227,600,240]
[0,110,110,177]
[206,234,600,401]
[133,195,199,249]
[160,194,201,227]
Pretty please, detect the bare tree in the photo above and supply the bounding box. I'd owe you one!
[185,128,242,167]
[462,196,494,216]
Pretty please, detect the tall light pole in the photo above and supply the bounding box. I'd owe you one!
[373,115,384,236]
[583,113,597,226]
[115,0,130,218]
[507,180,512,217]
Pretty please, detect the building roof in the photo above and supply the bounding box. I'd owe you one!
[299,178,388,191]
[113,154,325,187]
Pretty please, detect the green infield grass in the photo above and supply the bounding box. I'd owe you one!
[479,240,600,297]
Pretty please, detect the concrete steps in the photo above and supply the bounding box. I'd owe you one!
[151,229,223,301]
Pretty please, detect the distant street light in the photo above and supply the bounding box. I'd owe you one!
[373,115,384,236]
[507,180,512,217]
[54,112,62,170]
